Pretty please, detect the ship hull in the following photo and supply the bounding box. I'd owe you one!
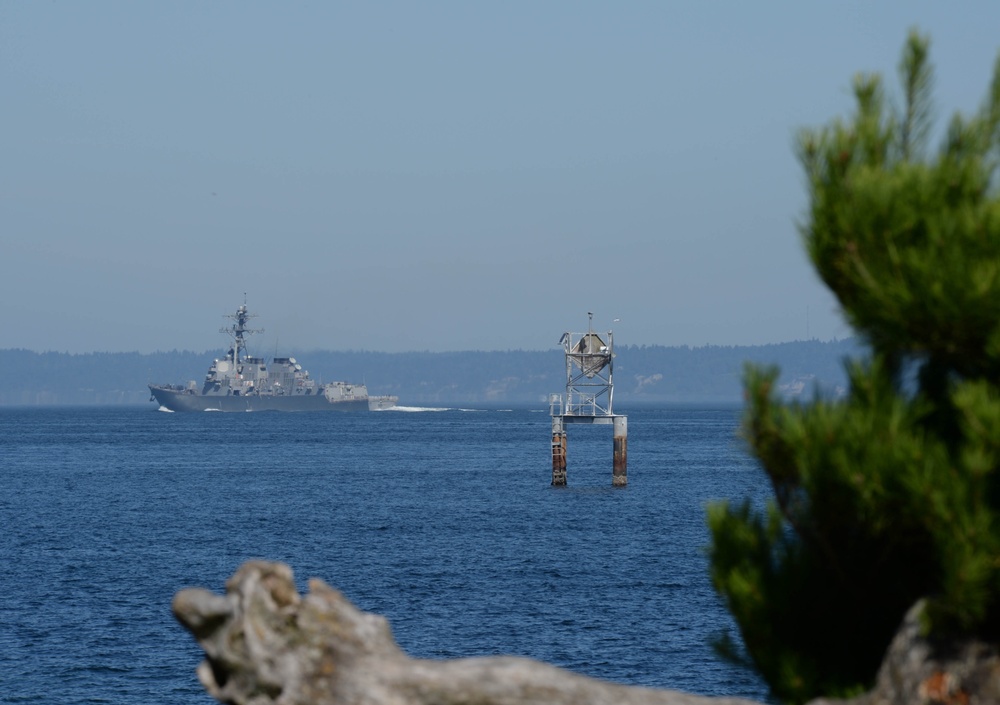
[149,385,372,413]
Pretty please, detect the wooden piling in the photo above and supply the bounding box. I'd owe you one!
[551,417,567,486]
[552,416,566,487]
[612,415,627,486]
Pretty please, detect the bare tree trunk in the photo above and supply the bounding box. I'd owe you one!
[173,560,763,705]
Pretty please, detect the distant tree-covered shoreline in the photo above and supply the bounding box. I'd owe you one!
[0,339,860,407]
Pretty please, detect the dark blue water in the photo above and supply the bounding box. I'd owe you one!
[0,405,770,703]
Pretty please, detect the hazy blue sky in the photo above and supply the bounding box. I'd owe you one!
[3,2,998,354]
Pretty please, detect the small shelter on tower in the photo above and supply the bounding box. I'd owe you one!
[555,318,614,416]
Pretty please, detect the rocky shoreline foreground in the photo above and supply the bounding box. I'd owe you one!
[173,561,1000,705]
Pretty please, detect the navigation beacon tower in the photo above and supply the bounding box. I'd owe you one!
[549,313,627,486]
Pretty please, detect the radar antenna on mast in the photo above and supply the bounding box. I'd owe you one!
[221,301,264,366]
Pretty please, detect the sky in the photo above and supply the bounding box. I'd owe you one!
[3,2,999,354]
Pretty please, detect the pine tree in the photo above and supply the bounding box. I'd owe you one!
[707,30,1000,703]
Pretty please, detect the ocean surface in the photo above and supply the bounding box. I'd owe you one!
[1,405,772,704]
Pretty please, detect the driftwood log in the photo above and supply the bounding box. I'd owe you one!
[172,560,760,705]
[173,561,1000,705]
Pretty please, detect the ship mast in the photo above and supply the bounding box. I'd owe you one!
[221,300,264,367]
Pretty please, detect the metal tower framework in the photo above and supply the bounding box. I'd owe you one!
[549,313,627,486]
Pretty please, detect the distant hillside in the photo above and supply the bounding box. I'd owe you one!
[0,339,862,407]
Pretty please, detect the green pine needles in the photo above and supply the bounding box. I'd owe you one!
[707,31,1000,703]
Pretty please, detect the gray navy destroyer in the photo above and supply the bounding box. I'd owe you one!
[148,303,397,412]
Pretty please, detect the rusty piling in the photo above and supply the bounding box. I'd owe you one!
[612,415,628,486]
[551,416,567,486]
